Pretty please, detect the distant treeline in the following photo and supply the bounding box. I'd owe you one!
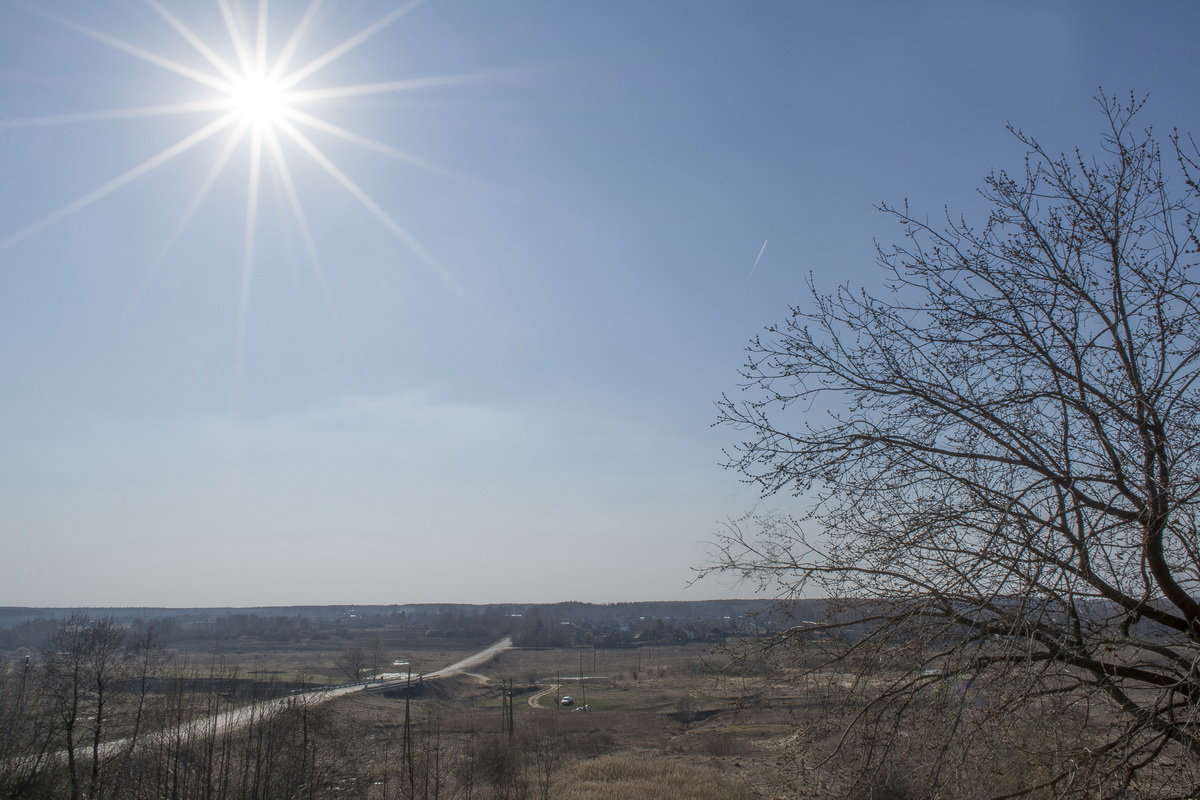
[0,600,800,652]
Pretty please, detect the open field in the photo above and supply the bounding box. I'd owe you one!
[312,642,1200,799]
[6,608,1198,798]
[0,622,806,799]
[307,641,787,799]
[160,631,498,685]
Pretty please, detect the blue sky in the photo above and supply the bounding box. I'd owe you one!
[1,1,1197,606]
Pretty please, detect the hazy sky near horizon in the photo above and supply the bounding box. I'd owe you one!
[1,1,1197,607]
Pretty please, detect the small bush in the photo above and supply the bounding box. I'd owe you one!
[551,753,756,800]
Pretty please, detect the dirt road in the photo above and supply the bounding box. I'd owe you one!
[427,636,512,678]
[528,685,557,708]
[45,637,516,763]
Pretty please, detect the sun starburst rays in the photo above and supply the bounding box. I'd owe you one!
[2,0,522,263]
[234,121,265,409]
[0,0,498,407]
[144,0,243,84]
[0,112,240,252]
[4,0,484,277]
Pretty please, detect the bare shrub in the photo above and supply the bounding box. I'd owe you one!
[550,753,757,800]
[665,730,752,757]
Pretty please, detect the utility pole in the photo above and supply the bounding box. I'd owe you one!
[501,678,514,737]
[403,674,414,797]
[579,649,587,708]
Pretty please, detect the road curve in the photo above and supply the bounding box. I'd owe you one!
[46,636,516,764]
[527,685,556,708]
[426,636,512,678]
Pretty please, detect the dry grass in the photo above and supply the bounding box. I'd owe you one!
[127,639,1200,799]
[171,633,486,684]
[549,753,758,800]
[477,642,729,686]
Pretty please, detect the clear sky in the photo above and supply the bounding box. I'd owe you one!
[0,1,1197,607]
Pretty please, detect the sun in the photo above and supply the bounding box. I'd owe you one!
[227,73,291,128]
[0,1,486,275]
[0,1,513,403]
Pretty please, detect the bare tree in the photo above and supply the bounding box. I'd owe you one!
[714,95,1200,797]
[0,652,59,797]
[39,615,130,800]
[337,645,366,684]
[42,615,95,800]
[368,635,387,681]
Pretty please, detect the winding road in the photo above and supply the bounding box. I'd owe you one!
[58,637,514,763]
[527,685,557,708]
[424,636,513,678]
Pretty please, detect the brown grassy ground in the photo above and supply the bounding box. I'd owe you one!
[34,635,1193,798]
[311,642,1200,799]
[548,753,759,799]
[166,631,491,684]
[311,643,805,798]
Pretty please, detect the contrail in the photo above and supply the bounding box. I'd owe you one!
[749,239,768,277]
